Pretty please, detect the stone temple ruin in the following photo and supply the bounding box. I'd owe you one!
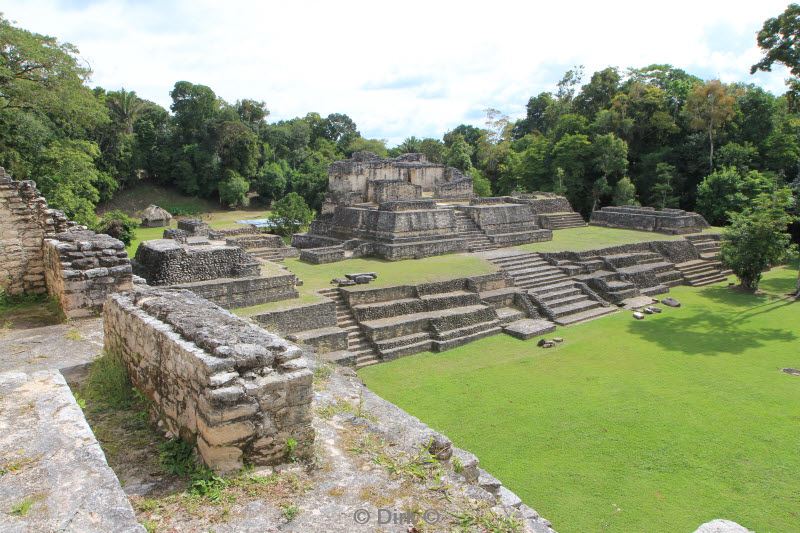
[291,152,586,263]
[0,167,133,317]
[132,225,299,308]
[590,205,710,234]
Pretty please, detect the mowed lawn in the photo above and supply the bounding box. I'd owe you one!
[513,225,722,253]
[360,266,800,532]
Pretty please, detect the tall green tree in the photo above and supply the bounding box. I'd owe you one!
[720,188,796,291]
[751,4,800,107]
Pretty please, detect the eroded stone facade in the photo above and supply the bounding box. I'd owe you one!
[43,229,133,318]
[104,286,314,472]
[0,167,72,296]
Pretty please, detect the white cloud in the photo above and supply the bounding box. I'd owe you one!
[5,0,792,144]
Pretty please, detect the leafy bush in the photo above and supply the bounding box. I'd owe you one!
[94,209,138,245]
[269,192,314,236]
[218,169,250,208]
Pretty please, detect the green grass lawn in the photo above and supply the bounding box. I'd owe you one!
[514,225,723,253]
[360,266,800,533]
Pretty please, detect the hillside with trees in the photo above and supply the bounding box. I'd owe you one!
[1,9,799,240]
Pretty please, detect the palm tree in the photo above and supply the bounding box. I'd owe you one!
[107,88,143,135]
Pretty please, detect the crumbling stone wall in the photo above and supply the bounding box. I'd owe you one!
[43,229,133,318]
[251,299,337,333]
[173,273,298,309]
[367,180,422,203]
[133,239,260,285]
[177,219,209,236]
[104,287,314,472]
[0,167,72,296]
[327,152,472,204]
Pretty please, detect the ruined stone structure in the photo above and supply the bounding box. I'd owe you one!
[132,239,260,285]
[324,151,472,209]
[0,168,132,317]
[177,218,210,236]
[132,236,299,308]
[511,192,586,229]
[104,286,314,472]
[292,154,580,262]
[43,229,133,318]
[590,205,709,234]
[255,273,556,368]
[0,167,72,296]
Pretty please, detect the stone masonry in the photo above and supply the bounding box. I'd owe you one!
[104,286,315,472]
[43,228,133,318]
[132,239,260,285]
[0,167,72,296]
[590,206,709,234]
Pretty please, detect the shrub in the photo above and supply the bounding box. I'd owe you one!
[218,169,250,208]
[720,189,796,291]
[269,192,314,236]
[94,209,138,245]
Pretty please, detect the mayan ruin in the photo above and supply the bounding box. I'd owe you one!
[2,5,799,533]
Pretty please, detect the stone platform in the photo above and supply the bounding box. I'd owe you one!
[590,206,709,234]
[0,370,142,533]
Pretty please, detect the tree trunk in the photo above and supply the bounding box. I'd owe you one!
[708,128,714,171]
[795,270,800,298]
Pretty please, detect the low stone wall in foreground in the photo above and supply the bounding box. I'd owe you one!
[104,286,314,472]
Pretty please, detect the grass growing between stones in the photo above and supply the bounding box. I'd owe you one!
[0,291,63,330]
[513,225,721,253]
[359,266,800,533]
[77,352,314,531]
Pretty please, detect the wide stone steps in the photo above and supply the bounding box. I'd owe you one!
[555,305,617,325]
[318,288,380,368]
[541,212,586,229]
[454,211,499,252]
[548,299,601,319]
[675,260,730,287]
[495,306,526,324]
[433,325,503,351]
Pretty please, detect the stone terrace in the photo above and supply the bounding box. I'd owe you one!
[590,205,709,234]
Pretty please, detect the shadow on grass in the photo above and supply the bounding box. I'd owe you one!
[626,296,797,356]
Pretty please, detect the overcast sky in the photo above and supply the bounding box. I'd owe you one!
[5,0,793,145]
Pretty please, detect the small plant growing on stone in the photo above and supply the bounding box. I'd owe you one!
[451,456,464,474]
[64,328,82,341]
[189,466,228,501]
[72,391,86,409]
[158,438,196,476]
[10,497,34,516]
[280,502,300,521]
[285,437,298,462]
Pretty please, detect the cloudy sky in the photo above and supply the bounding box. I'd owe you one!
[5,0,793,145]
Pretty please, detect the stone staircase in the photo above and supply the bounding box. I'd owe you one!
[686,234,722,260]
[675,259,731,287]
[250,247,300,261]
[538,212,586,230]
[489,253,615,325]
[318,288,380,368]
[353,287,502,359]
[601,252,683,296]
[453,210,497,252]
